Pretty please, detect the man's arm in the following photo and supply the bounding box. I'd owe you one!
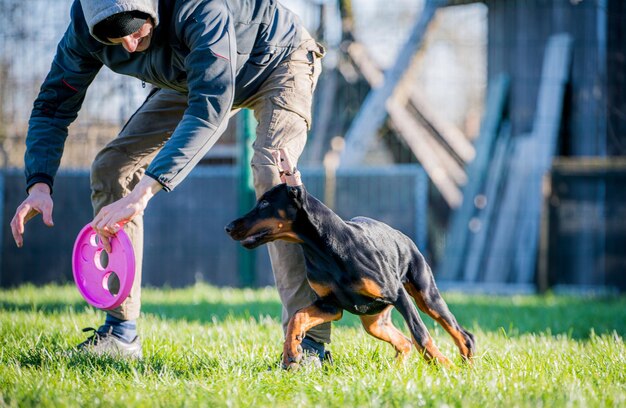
[25,1,102,192]
[143,2,237,192]
[90,4,238,244]
[12,2,102,247]
[91,175,162,252]
[10,183,54,248]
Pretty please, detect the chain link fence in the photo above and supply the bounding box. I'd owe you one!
[0,0,155,169]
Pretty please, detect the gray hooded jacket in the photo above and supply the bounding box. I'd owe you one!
[25,0,303,192]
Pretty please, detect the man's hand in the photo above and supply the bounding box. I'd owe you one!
[91,176,162,252]
[10,183,54,248]
[272,149,302,186]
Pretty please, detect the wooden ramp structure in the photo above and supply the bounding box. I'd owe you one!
[334,0,475,209]
[440,34,574,288]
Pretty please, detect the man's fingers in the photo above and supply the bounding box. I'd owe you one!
[96,212,116,234]
[41,202,54,227]
[10,204,32,248]
[16,204,33,233]
[10,214,24,248]
[92,208,126,253]
[277,148,296,172]
[93,230,112,253]
[100,234,112,253]
[11,227,23,248]
[13,204,32,235]
[271,150,281,164]
[10,192,55,248]
[92,217,113,253]
[91,207,111,233]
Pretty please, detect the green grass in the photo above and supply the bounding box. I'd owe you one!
[1,284,625,407]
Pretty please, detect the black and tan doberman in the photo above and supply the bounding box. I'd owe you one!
[225,150,475,369]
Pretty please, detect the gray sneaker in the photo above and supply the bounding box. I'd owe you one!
[76,327,143,359]
[301,336,332,365]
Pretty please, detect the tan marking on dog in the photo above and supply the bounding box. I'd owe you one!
[283,304,343,369]
[411,336,452,367]
[276,229,303,243]
[404,282,472,359]
[246,219,277,236]
[355,278,384,298]
[245,218,299,241]
[360,306,412,358]
[308,281,333,297]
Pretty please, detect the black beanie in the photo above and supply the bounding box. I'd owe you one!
[93,10,150,41]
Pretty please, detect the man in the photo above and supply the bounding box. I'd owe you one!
[9,0,330,364]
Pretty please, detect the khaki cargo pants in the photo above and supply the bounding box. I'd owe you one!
[90,30,331,344]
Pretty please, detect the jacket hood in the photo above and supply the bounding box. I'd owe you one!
[80,0,159,44]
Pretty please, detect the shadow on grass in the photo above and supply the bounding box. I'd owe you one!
[14,345,270,377]
[2,295,625,340]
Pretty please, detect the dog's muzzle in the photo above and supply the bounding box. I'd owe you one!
[225,221,271,249]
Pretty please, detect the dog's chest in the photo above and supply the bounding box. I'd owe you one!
[349,297,393,315]
[305,262,395,316]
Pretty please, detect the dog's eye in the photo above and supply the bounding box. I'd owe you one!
[258,200,270,209]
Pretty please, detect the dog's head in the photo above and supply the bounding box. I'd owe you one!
[225,183,304,249]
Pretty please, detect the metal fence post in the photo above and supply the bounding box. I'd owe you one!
[237,109,257,287]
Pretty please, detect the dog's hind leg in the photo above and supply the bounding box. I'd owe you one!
[359,306,412,360]
[283,301,342,370]
[405,265,475,361]
[394,287,452,366]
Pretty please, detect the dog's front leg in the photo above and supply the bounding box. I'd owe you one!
[283,302,342,370]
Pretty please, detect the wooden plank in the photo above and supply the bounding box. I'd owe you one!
[551,157,626,175]
[482,34,573,284]
[345,42,473,167]
[346,43,383,84]
[347,41,464,206]
[537,167,552,293]
[438,74,510,280]
[481,134,531,283]
[387,104,468,187]
[339,0,442,167]
[462,122,512,282]
[513,33,573,284]
[410,89,475,164]
[387,100,463,207]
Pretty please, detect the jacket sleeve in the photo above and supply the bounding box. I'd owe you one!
[25,3,103,192]
[144,2,237,191]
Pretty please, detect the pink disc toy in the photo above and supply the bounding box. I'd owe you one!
[72,224,135,310]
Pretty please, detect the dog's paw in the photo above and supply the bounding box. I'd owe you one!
[281,344,303,370]
[394,349,411,363]
[281,354,302,370]
[282,361,301,371]
[460,329,476,363]
[436,355,455,369]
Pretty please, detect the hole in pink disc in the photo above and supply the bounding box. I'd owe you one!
[94,249,109,270]
[102,271,120,296]
[89,233,100,247]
